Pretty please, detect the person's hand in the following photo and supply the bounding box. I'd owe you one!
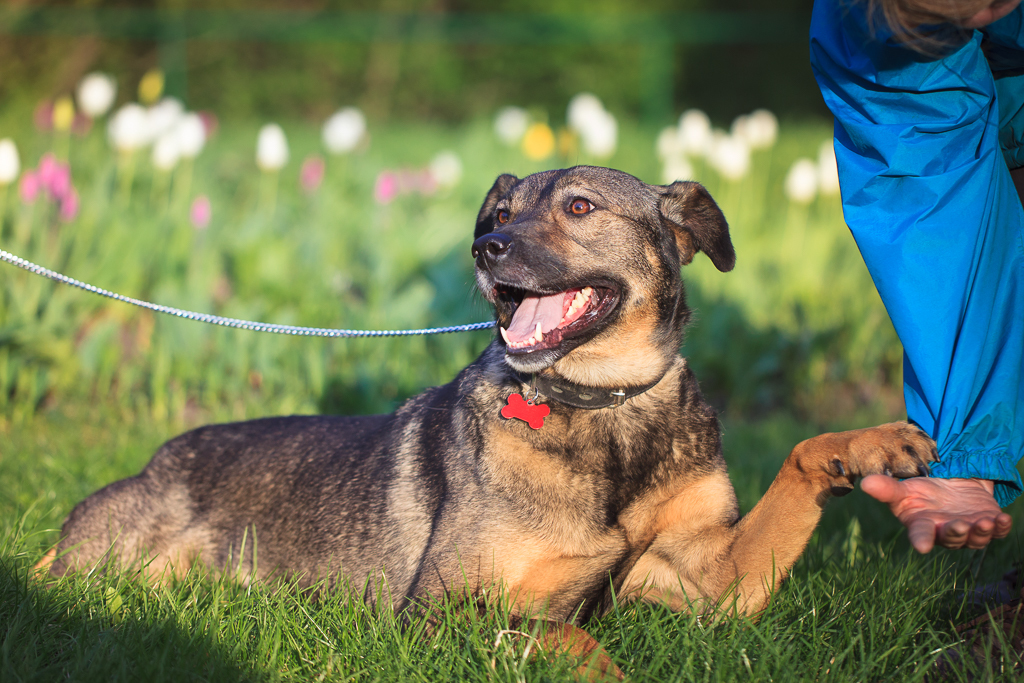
[860,475,1013,553]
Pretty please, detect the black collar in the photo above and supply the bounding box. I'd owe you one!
[522,372,664,410]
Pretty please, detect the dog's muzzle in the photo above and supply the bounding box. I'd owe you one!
[472,233,513,270]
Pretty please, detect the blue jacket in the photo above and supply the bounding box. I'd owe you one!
[810,0,1024,506]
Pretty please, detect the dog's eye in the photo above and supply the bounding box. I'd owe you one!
[569,199,594,215]
[497,209,510,224]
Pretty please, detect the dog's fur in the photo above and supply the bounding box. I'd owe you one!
[42,166,936,675]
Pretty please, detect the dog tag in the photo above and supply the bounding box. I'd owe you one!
[501,393,550,429]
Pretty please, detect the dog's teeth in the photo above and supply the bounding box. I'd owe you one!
[582,286,593,297]
[500,326,510,344]
[535,322,543,342]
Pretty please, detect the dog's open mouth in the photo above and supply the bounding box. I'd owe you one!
[494,284,617,354]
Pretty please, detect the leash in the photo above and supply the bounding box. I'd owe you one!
[0,248,496,338]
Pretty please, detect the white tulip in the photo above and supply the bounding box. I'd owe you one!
[108,103,150,152]
[745,109,779,150]
[152,132,181,171]
[708,132,750,181]
[494,106,529,146]
[146,97,184,141]
[322,107,367,154]
[785,158,819,204]
[818,140,841,196]
[175,113,206,158]
[567,93,606,133]
[656,126,682,160]
[0,138,20,185]
[76,72,117,118]
[580,109,617,158]
[677,109,712,157]
[661,155,694,185]
[429,151,463,189]
[257,123,289,171]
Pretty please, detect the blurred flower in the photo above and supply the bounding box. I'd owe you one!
[374,171,398,204]
[785,158,819,204]
[567,93,617,158]
[59,187,79,222]
[429,151,462,189]
[744,109,779,150]
[190,195,211,229]
[494,106,529,146]
[300,154,325,194]
[521,122,555,160]
[567,93,605,133]
[33,101,53,132]
[77,73,117,118]
[708,132,750,181]
[0,139,20,185]
[152,132,181,171]
[108,103,151,153]
[818,140,840,196]
[147,98,184,142]
[256,123,289,171]
[38,153,71,200]
[661,156,694,185]
[138,68,165,105]
[677,109,712,157]
[322,107,367,154]
[19,171,39,203]
[656,126,682,160]
[18,153,78,218]
[52,96,75,133]
[175,113,206,159]
[198,111,219,140]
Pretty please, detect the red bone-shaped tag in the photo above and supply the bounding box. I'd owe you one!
[500,393,550,429]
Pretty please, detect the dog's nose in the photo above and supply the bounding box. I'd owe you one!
[471,233,513,263]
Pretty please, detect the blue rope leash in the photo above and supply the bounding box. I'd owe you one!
[0,248,496,338]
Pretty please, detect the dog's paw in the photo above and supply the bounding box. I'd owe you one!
[797,422,938,497]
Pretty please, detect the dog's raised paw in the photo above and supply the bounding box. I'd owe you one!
[834,421,937,483]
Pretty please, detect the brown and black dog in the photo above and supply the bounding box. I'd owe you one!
[40,166,936,676]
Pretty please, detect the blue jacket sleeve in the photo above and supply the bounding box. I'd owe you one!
[810,0,1024,506]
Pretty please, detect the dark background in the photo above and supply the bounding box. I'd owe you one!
[0,0,828,126]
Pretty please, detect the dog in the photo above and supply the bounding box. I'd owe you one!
[40,166,936,677]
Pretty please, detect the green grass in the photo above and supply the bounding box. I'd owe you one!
[2,404,1023,682]
[1,108,1022,680]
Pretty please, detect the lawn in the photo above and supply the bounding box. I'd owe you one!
[1,94,1022,681]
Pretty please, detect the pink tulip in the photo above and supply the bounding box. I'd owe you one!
[33,101,53,132]
[190,195,211,229]
[300,155,325,194]
[59,187,79,222]
[374,171,398,204]
[19,170,40,203]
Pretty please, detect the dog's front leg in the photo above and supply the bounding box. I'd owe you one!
[716,421,937,614]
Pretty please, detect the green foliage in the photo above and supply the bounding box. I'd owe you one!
[0,110,900,426]
[2,406,1023,682]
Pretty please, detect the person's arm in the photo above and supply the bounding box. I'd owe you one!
[810,0,1024,549]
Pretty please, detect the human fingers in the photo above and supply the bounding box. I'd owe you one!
[907,516,938,554]
[934,518,972,550]
[963,517,996,550]
[994,512,1014,539]
[860,474,906,505]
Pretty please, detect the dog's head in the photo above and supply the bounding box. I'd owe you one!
[472,166,733,388]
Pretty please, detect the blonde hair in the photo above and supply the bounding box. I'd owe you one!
[867,0,993,50]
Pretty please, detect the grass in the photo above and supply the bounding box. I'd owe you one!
[2,404,1023,681]
[1,103,1022,679]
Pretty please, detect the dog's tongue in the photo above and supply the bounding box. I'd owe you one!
[507,293,565,343]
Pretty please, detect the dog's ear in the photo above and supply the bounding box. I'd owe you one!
[475,174,519,238]
[658,181,735,272]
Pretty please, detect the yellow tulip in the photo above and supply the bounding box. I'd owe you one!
[138,69,165,105]
[521,123,555,161]
[52,96,75,132]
